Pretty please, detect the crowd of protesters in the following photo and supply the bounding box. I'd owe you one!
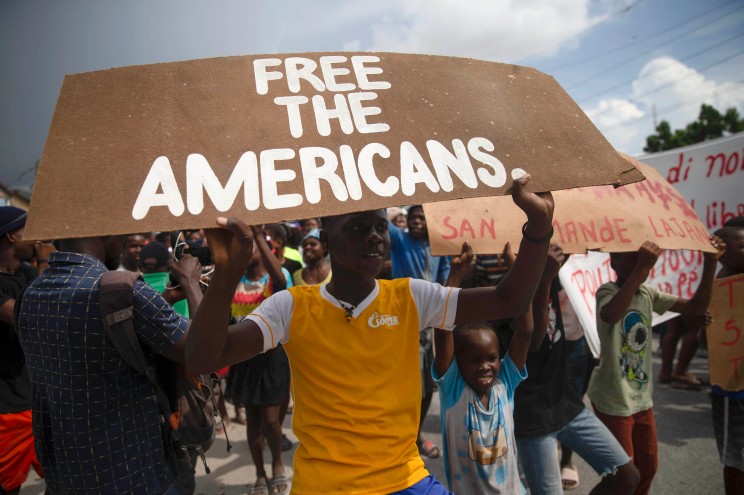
[1,192,742,494]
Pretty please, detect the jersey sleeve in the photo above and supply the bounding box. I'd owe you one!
[132,280,189,354]
[243,289,295,352]
[409,278,460,330]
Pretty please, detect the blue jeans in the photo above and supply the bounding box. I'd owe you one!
[390,475,453,495]
[516,408,630,495]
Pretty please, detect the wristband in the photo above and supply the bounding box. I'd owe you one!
[522,222,553,244]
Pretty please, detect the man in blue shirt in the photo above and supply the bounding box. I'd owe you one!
[15,234,201,495]
[388,205,451,458]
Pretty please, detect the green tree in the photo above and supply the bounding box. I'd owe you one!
[643,104,744,153]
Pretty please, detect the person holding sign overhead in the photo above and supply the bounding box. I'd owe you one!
[701,218,744,495]
[186,175,553,495]
[588,237,726,495]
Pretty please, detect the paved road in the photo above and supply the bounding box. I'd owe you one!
[21,336,723,494]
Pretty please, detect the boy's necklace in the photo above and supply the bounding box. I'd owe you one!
[328,292,356,322]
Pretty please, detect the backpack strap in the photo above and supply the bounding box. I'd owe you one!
[99,271,175,426]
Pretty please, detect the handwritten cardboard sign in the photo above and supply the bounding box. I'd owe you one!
[25,52,642,240]
[425,156,714,256]
[707,274,744,391]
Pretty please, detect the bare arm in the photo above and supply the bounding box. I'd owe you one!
[0,298,14,326]
[600,242,660,324]
[161,254,203,363]
[186,218,266,374]
[434,241,474,377]
[668,236,726,316]
[253,225,287,290]
[456,174,554,324]
[529,244,566,351]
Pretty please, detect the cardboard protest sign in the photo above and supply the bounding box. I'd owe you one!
[425,156,714,256]
[26,52,643,240]
[706,274,744,391]
[559,250,702,357]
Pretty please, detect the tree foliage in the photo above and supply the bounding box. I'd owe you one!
[643,104,744,153]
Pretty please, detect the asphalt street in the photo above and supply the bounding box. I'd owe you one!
[21,335,724,494]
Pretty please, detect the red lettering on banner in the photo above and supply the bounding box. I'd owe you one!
[553,220,564,244]
[718,277,743,309]
[480,218,495,239]
[634,181,655,204]
[649,217,663,238]
[706,201,744,229]
[460,219,475,239]
[667,152,692,184]
[661,218,676,237]
[646,179,673,210]
[599,216,614,243]
[668,250,680,272]
[569,257,616,315]
[613,218,631,243]
[579,221,598,243]
[722,319,741,346]
[706,150,744,178]
[565,222,578,244]
[441,216,458,240]
[730,356,743,381]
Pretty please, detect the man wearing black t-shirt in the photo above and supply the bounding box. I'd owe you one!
[0,206,54,494]
[513,245,640,495]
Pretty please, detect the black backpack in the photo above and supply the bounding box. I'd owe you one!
[98,271,228,479]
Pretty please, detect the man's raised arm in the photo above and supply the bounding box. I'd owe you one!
[186,217,265,375]
[455,174,554,324]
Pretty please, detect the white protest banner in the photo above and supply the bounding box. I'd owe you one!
[559,249,704,357]
[26,53,642,240]
[639,131,744,231]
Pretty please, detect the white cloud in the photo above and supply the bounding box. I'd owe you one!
[584,98,645,153]
[584,57,744,155]
[352,0,605,61]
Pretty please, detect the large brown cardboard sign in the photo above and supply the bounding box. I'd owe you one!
[707,274,744,392]
[26,52,643,240]
[425,156,715,255]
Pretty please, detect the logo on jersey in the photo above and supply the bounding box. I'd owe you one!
[368,312,399,328]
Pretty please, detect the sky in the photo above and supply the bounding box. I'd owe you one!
[1,0,743,190]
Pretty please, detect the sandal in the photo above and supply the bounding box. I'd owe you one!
[250,476,269,495]
[270,474,290,495]
[670,375,703,390]
[417,439,440,459]
[561,465,580,490]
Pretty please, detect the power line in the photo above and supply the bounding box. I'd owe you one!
[591,47,744,119]
[544,0,739,71]
[513,0,644,63]
[598,78,744,131]
[578,30,744,103]
[565,2,744,91]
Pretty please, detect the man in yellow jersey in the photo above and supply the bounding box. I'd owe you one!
[186,175,554,495]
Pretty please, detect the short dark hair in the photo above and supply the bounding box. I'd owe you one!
[407,205,423,220]
[264,223,287,245]
[453,322,498,352]
[723,216,744,229]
